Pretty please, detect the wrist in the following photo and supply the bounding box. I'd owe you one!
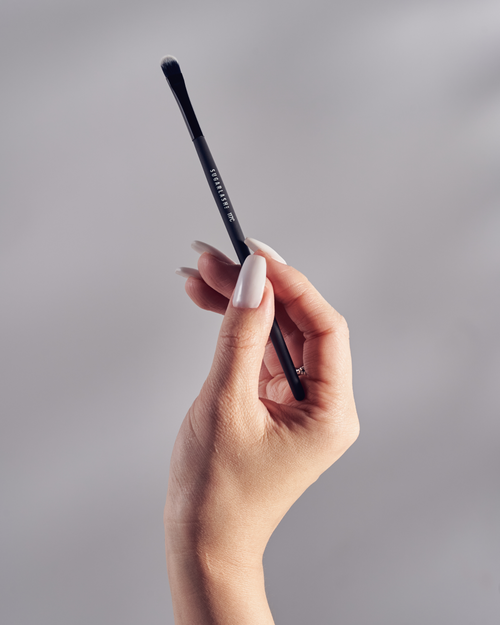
[165,521,274,624]
[164,513,266,579]
[164,486,272,566]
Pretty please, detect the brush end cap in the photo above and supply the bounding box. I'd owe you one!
[160,55,181,79]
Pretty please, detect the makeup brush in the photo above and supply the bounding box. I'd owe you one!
[161,55,305,401]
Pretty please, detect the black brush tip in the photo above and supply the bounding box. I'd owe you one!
[160,54,202,139]
[160,55,181,80]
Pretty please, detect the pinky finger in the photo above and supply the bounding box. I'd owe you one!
[182,272,229,315]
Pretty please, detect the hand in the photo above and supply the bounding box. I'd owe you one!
[166,238,359,623]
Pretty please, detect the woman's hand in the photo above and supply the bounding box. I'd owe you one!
[166,238,359,624]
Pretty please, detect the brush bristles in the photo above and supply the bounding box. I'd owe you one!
[160,54,202,139]
[160,55,181,78]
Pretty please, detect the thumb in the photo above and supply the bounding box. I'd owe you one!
[206,254,274,402]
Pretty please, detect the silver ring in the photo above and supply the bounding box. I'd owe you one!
[296,366,306,376]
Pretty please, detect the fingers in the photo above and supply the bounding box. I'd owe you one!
[184,277,229,315]
[206,255,275,407]
[175,241,236,315]
[245,240,352,388]
[175,239,350,390]
[191,240,235,264]
[189,240,344,347]
[197,252,240,299]
[265,260,347,341]
[181,253,238,315]
[196,254,302,346]
[179,253,305,385]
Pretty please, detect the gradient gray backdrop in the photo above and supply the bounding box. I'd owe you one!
[1,1,499,623]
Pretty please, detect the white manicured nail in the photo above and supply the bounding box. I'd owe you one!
[244,238,287,264]
[233,255,267,308]
[175,267,202,279]
[191,240,233,263]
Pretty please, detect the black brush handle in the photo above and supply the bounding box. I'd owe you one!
[194,137,305,401]
[194,137,249,263]
[269,320,305,401]
[161,58,305,401]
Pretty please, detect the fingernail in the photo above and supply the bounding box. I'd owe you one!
[175,267,202,279]
[191,240,233,263]
[233,255,267,308]
[244,238,287,264]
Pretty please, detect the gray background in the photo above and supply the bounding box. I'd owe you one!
[1,0,499,623]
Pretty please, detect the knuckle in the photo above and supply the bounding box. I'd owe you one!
[336,313,350,338]
[337,410,360,448]
[323,310,350,340]
[346,415,360,445]
[317,396,359,451]
[218,327,261,352]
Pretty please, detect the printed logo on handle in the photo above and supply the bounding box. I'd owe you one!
[209,169,235,222]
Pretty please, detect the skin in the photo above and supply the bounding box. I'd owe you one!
[165,249,359,624]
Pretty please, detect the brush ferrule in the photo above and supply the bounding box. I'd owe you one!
[165,73,203,140]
